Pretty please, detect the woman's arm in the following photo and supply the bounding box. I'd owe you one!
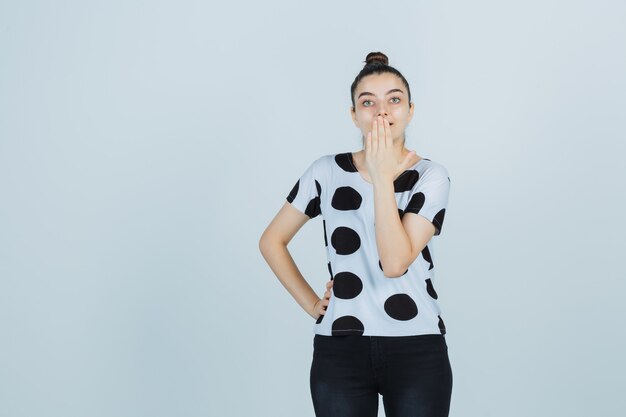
[365,116,438,277]
[259,201,325,319]
[372,179,437,278]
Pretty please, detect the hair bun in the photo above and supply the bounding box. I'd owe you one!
[365,51,389,66]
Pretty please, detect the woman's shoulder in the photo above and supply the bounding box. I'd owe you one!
[413,160,451,191]
[417,157,449,178]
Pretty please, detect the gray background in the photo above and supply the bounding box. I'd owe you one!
[1,1,624,416]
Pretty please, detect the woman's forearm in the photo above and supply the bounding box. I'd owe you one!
[259,239,320,319]
[372,178,412,277]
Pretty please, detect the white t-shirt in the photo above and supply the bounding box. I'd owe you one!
[286,151,451,337]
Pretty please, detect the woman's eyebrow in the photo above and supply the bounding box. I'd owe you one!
[358,89,405,99]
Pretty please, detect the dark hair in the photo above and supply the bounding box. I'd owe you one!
[350,51,412,110]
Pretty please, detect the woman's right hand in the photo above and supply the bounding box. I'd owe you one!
[313,279,334,319]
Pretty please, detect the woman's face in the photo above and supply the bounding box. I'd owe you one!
[351,72,414,143]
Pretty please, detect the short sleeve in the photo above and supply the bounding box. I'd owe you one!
[286,158,322,219]
[404,165,450,236]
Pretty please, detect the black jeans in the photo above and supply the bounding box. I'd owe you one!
[310,334,452,417]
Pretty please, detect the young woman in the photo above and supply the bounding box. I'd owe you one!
[259,51,453,417]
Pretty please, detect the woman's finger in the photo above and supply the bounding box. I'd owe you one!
[384,117,392,147]
[371,118,378,154]
[378,116,386,146]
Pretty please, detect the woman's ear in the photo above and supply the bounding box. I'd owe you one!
[350,106,358,125]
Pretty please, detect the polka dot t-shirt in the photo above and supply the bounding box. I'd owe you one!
[286,152,451,337]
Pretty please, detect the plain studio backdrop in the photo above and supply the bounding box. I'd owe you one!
[1,1,624,416]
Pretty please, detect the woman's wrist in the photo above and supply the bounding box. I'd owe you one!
[310,298,321,319]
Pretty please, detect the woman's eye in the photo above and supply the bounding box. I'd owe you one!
[362,97,401,107]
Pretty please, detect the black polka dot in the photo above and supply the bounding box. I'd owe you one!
[322,219,328,247]
[286,179,322,218]
[393,169,419,192]
[287,179,300,201]
[331,226,361,255]
[305,179,322,218]
[332,316,364,336]
[405,191,425,215]
[331,186,362,211]
[432,208,446,235]
[438,315,446,335]
[304,198,321,218]
[422,245,434,270]
[332,271,363,299]
[384,293,418,321]
[405,190,446,235]
[335,153,358,173]
[425,278,438,299]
